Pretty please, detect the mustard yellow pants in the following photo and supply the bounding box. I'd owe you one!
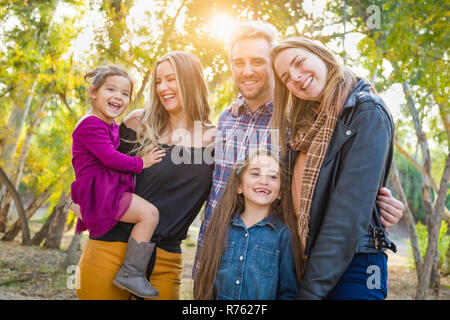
[76,239,182,300]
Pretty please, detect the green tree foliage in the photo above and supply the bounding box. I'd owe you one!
[393,151,425,221]
[0,0,84,223]
[343,0,448,140]
[335,0,449,298]
[0,1,447,262]
[407,221,450,271]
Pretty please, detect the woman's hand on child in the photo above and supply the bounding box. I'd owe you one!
[141,147,166,169]
[70,201,83,220]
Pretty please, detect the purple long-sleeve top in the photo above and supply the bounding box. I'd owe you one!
[71,115,143,237]
[72,116,143,178]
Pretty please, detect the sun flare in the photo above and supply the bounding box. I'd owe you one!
[208,13,236,41]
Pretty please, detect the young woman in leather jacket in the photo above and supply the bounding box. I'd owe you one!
[271,37,396,300]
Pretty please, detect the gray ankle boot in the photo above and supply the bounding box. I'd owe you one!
[113,237,159,298]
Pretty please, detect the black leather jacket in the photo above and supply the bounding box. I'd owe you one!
[290,79,395,299]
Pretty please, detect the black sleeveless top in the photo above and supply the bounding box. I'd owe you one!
[91,123,214,253]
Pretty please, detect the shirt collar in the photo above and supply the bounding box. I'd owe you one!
[231,212,283,231]
[234,94,274,117]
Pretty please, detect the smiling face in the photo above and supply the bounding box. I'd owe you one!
[89,75,132,123]
[156,60,181,117]
[273,47,328,102]
[231,37,273,109]
[237,154,281,210]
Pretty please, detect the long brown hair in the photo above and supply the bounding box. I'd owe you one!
[270,37,360,155]
[194,150,306,300]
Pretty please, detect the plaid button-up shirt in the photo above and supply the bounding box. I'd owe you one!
[193,96,281,278]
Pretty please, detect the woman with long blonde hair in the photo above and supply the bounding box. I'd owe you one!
[75,51,215,300]
[271,37,396,299]
[194,150,305,300]
[131,51,214,157]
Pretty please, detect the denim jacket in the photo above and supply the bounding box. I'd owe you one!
[214,213,298,300]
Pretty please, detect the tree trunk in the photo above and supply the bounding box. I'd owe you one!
[0,98,34,167]
[444,245,450,275]
[394,138,450,224]
[6,96,47,223]
[132,68,151,108]
[436,98,449,148]
[2,188,52,241]
[31,209,58,246]
[390,159,422,275]
[390,160,422,270]
[66,215,75,231]
[0,165,30,244]
[0,92,37,220]
[0,0,60,209]
[416,152,450,299]
[0,0,60,206]
[43,191,70,249]
[0,186,7,223]
[0,198,11,232]
[0,86,39,228]
[400,79,434,220]
[31,190,67,246]
[430,252,440,297]
[63,233,82,268]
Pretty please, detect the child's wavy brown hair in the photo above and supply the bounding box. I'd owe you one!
[194,149,306,300]
[85,65,134,103]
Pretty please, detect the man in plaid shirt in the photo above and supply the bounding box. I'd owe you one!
[193,21,282,278]
[193,21,404,280]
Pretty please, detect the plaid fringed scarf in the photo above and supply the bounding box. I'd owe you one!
[289,105,338,253]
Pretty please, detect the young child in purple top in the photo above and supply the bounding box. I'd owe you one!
[71,65,165,298]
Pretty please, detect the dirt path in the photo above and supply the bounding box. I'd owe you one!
[384,239,450,300]
[0,228,448,300]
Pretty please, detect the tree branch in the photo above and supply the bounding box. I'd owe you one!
[394,137,439,192]
[0,165,29,244]
[394,137,450,223]
[0,86,15,99]
[390,160,422,275]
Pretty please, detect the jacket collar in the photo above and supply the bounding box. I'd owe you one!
[231,212,283,231]
[341,78,371,111]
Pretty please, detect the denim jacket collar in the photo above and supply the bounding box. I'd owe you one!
[231,212,283,231]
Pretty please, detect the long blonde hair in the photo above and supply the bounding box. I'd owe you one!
[194,150,306,300]
[270,37,360,155]
[134,51,212,156]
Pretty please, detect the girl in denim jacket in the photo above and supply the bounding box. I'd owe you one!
[194,150,305,300]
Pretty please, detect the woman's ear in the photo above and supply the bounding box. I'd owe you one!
[237,184,243,194]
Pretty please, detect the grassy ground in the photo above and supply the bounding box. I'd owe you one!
[0,221,448,300]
